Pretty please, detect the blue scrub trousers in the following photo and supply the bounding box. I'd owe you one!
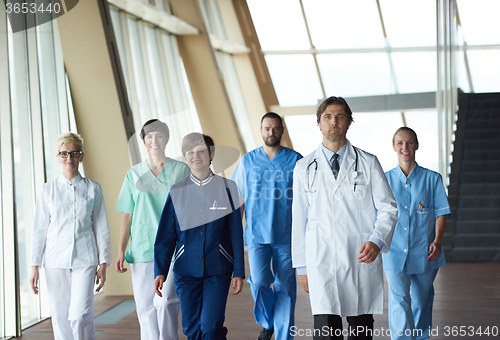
[247,243,296,340]
[385,268,439,340]
[175,273,232,340]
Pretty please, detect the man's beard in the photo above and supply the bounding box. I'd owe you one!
[264,136,281,147]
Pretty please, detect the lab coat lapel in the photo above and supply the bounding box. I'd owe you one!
[337,140,356,187]
[314,144,340,193]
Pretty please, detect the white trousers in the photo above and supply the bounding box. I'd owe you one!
[44,266,97,340]
[130,262,179,340]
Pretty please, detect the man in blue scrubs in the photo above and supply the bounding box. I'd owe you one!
[384,127,451,340]
[231,112,302,340]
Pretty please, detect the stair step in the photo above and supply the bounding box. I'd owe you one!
[459,160,500,171]
[452,234,500,248]
[455,195,500,208]
[463,139,500,151]
[455,221,500,234]
[464,129,500,139]
[455,183,500,195]
[454,208,500,220]
[449,248,500,261]
[460,172,500,184]
[465,110,500,120]
[463,149,500,160]
[464,119,500,129]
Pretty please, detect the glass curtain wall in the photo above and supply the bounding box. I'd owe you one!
[0,5,78,336]
[110,6,202,160]
[248,0,500,176]
[198,0,257,151]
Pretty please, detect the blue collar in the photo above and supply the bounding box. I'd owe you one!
[321,143,347,165]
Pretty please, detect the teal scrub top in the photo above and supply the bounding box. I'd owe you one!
[115,159,190,263]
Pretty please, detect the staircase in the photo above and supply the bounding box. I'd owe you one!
[446,92,500,261]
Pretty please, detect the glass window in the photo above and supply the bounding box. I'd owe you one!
[247,0,310,51]
[303,0,385,49]
[110,8,132,102]
[391,51,437,93]
[405,111,439,172]
[215,51,256,150]
[284,115,322,156]
[266,54,323,106]
[317,53,393,97]
[379,0,436,48]
[110,8,202,159]
[346,112,404,172]
[8,22,39,328]
[1,8,78,331]
[457,0,500,45]
[198,0,226,39]
[127,17,152,125]
[37,20,64,180]
[467,50,500,93]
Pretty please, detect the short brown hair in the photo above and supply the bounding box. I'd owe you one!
[140,119,170,142]
[316,96,353,124]
[181,133,215,156]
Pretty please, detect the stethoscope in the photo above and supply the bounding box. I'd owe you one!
[305,147,359,193]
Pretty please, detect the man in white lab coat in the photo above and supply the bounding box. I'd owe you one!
[292,96,398,340]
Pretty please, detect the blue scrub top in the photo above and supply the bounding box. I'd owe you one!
[230,146,302,245]
[383,163,451,274]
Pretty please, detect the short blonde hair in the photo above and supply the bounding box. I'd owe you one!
[55,132,84,152]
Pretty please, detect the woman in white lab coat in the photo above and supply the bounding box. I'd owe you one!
[292,139,397,318]
[29,132,112,340]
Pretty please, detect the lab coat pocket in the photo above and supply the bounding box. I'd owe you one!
[351,184,370,209]
[76,184,95,217]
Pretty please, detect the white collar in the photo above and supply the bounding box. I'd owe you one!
[190,172,214,187]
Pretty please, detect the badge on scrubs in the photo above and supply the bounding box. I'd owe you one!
[210,200,227,210]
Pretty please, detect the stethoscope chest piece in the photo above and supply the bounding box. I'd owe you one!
[352,171,358,179]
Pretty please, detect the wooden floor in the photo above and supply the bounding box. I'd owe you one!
[17,262,500,339]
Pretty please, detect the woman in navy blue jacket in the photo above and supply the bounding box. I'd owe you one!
[153,133,245,340]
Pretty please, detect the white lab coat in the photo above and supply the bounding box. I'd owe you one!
[292,141,397,316]
[31,174,112,268]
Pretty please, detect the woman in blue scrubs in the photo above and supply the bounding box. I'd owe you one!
[383,127,451,340]
[153,132,245,340]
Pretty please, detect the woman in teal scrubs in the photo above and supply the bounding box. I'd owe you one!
[115,119,190,340]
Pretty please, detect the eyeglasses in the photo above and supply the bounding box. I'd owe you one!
[58,151,82,158]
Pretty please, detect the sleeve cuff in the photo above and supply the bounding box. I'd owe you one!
[296,266,307,275]
[368,236,386,253]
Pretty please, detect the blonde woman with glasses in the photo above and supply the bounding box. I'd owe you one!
[30,132,112,340]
